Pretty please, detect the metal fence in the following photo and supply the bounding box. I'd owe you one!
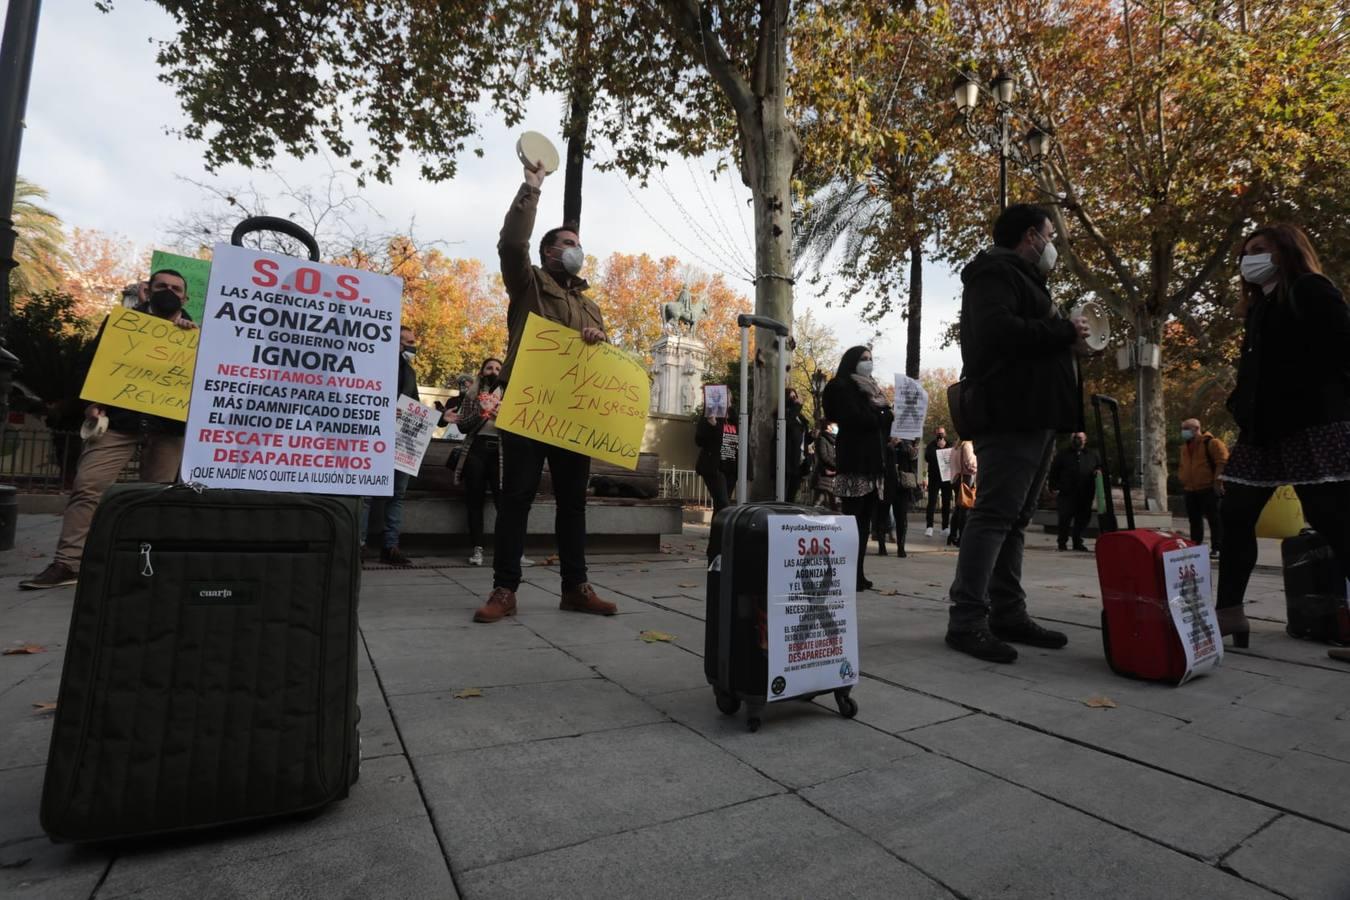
[658,467,712,509]
[0,429,141,493]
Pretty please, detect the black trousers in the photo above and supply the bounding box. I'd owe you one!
[927,482,952,529]
[841,492,878,584]
[461,437,499,547]
[493,432,591,592]
[1217,480,1350,609]
[1056,493,1092,548]
[701,469,735,512]
[1184,488,1223,551]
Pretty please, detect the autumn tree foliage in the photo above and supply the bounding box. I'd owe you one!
[58,228,145,322]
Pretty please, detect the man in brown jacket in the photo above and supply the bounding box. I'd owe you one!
[1177,417,1228,559]
[472,159,618,623]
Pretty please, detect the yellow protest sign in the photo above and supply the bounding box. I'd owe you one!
[497,312,651,469]
[79,307,199,421]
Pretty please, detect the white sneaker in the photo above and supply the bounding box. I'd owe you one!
[941,527,950,536]
[467,547,484,566]
[924,527,934,537]
[520,556,535,567]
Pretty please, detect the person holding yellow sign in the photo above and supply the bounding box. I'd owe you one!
[21,270,199,590]
[1216,224,1350,648]
[471,154,618,624]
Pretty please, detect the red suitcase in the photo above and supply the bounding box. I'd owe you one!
[1092,395,1196,683]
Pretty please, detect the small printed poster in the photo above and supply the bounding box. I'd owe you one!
[891,374,928,440]
[704,384,730,419]
[1161,543,1223,684]
[766,514,860,702]
[393,394,439,476]
[719,423,738,461]
[935,447,954,484]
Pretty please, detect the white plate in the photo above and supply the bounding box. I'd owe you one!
[516,132,560,174]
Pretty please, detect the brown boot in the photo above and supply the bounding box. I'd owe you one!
[473,587,517,623]
[559,583,617,616]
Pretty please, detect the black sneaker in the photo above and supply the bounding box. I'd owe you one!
[992,618,1068,649]
[380,546,414,567]
[1073,544,1090,553]
[20,562,78,590]
[1056,545,1068,552]
[946,629,1018,664]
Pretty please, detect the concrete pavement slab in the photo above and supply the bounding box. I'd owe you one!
[0,663,62,772]
[801,753,1279,899]
[0,764,111,899]
[372,644,595,696]
[649,686,923,789]
[516,606,700,649]
[1224,815,1350,900]
[457,794,955,900]
[564,635,711,696]
[906,713,1278,861]
[391,677,666,756]
[417,721,781,872]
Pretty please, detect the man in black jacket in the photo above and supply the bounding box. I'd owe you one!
[21,270,196,590]
[1048,432,1100,552]
[924,428,952,536]
[360,324,422,567]
[944,204,1092,663]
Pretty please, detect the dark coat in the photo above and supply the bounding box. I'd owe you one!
[1227,273,1350,447]
[1048,445,1100,498]
[822,377,893,479]
[923,437,950,483]
[958,247,1081,433]
[695,416,739,478]
[397,354,420,401]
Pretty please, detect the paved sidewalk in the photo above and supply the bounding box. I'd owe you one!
[2,512,1347,899]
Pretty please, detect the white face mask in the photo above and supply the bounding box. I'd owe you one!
[1037,236,1059,275]
[560,246,585,276]
[856,360,874,377]
[1240,253,1277,285]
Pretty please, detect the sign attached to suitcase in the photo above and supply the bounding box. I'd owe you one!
[1161,545,1223,684]
[180,243,403,495]
[765,515,860,701]
[496,312,651,470]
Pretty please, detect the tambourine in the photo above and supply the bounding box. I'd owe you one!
[516,131,560,174]
[1072,300,1111,352]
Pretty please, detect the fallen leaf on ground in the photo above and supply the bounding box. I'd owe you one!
[640,630,676,643]
[32,702,57,714]
[1082,696,1117,709]
[1076,593,1094,599]
[4,644,45,656]
[452,688,483,699]
[678,582,698,588]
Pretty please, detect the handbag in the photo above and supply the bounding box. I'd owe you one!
[948,375,993,440]
[956,476,977,509]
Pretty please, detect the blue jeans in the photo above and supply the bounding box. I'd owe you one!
[947,430,1055,633]
[361,470,411,549]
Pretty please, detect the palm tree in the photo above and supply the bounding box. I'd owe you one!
[10,177,68,298]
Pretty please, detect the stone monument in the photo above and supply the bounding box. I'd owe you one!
[650,285,709,416]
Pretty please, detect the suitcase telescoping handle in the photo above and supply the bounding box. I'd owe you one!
[736,313,790,505]
[1090,394,1134,532]
[230,216,322,262]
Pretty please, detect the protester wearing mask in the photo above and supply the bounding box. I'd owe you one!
[23,270,198,589]
[812,421,839,509]
[472,158,616,624]
[942,203,1093,663]
[357,325,428,567]
[1176,417,1228,559]
[823,347,894,592]
[695,402,741,513]
[449,357,504,565]
[781,388,810,502]
[1048,432,1100,552]
[1216,224,1350,652]
[923,427,953,537]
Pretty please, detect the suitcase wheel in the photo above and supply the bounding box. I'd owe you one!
[714,690,741,716]
[834,689,858,719]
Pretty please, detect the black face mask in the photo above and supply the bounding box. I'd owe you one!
[148,288,183,318]
[479,373,498,390]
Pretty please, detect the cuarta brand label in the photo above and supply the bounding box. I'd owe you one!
[188,582,256,604]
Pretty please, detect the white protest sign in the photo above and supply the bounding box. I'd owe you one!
[394,394,439,476]
[766,515,860,702]
[181,243,402,495]
[704,384,729,419]
[891,374,928,439]
[1161,544,1223,684]
[935,447,954,483]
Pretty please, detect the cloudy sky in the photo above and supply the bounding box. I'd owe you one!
[19,0,966,373]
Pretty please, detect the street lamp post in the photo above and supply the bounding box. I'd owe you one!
[952,67,1053,211]
[809,369,827,424]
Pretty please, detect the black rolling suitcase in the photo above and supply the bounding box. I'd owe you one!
[1282,530,1350,645]
[41,484,363,842]
[704,315,859,731]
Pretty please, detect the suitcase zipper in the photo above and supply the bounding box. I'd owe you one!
[127,539,317,576]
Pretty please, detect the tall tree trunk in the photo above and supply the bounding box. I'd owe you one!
[562,0,593,227]
[1140,315,1169,511]
[905,234,922,379]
